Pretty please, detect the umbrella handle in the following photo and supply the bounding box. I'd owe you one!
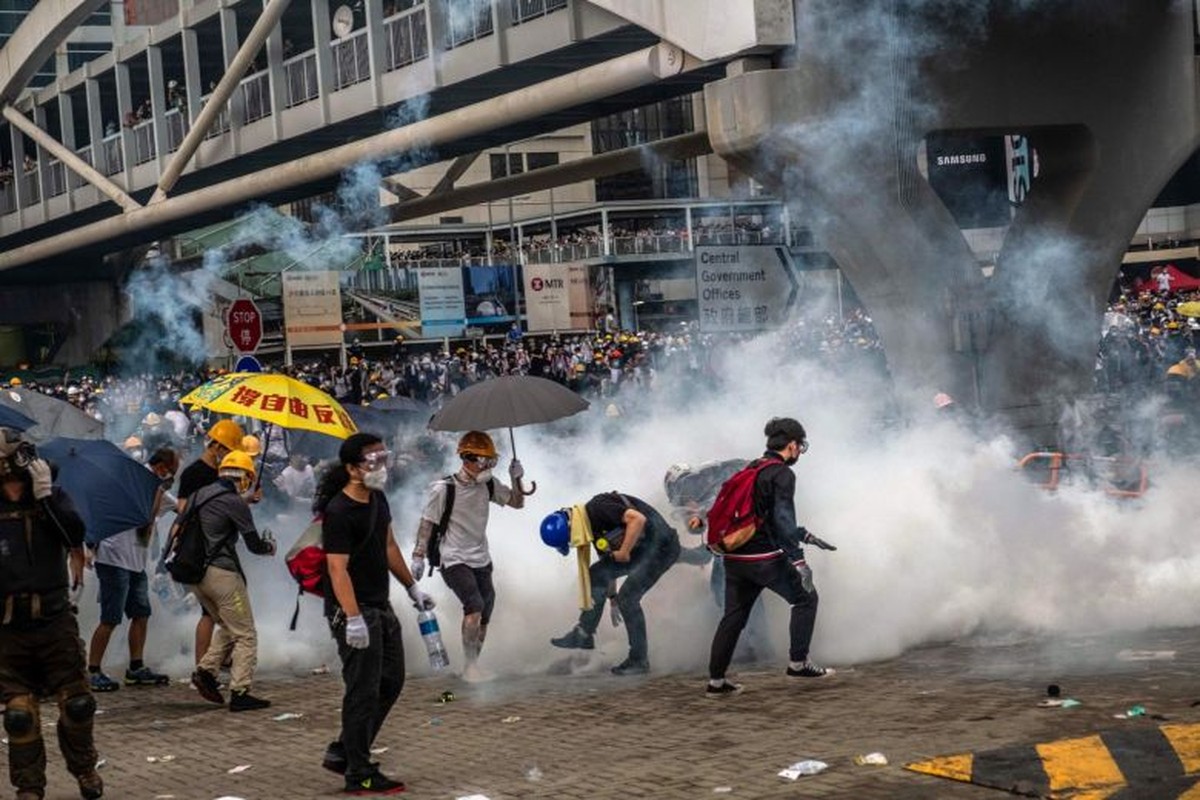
[519,477,537,496]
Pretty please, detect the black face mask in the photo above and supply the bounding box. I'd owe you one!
[784,454,799,466]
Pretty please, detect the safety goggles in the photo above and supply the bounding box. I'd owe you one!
[360,450,392,471]
[797,440,810,455]
[462,454,498,469]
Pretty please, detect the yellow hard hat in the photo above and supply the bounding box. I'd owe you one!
[457,431,497,459]
[240,434,262,456]
[123,435,143,450]
[218,450,256,481]
[8,377,20,387]
[207,419,245,451]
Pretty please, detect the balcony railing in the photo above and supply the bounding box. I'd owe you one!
[445,0,494,49]
[242,70,272,124]
[510,0,567,25]
[332,29,371,90]
[131,119,156,165]
[284,51,319,108]
[0,181,14,214]
[100,133,123,176]
[21,169,39,206]
[164,108,187,151]
[384,4,429,71]
[68,146,92,189]
[200,93,232,140]
[46,160,66,198]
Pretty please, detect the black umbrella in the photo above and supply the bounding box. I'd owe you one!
[0,387,104,441]
[39,438,162,544]
[427,376,590,495]
[287,404,412,461]
[370,395,427,414]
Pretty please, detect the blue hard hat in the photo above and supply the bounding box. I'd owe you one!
[540,510,571,555]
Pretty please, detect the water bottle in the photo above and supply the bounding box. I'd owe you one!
[417,609,450,671]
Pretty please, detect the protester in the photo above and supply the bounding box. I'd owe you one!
[706,417,837,697]
[187,450,276,711]
[275,452,316,510]
[545,490,681,675]
[0,428,103,800]
[315,432,433,796]
[411,431,524,682]
[87,447,180,692]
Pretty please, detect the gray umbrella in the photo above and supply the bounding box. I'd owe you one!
[427,376,589,495]
[0,387,104,442]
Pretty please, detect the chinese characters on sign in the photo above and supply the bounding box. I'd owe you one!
[282,271,344,347]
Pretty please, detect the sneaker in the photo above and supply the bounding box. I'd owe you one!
[229,689,271,712]
[191,669,224,704]
[343,771,406,796]
[125,666,170,686]
[88,672,120,693]
[77,769,104,799]
[549,625,594,650]
[786,661,834,678]
[706,680,744,698]
[610,658,649,676]
[322,741,348,775]
[16,789,43,800]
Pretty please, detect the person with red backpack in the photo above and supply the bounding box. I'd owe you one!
[705,417,837,697]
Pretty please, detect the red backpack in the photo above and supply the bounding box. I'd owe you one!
[284,495,378,629]
[705,459,779,553]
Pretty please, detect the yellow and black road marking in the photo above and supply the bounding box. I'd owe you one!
[907,723,1200,798]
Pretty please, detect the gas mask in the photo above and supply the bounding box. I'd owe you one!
[363,468,388,491]
[474,469,493,484]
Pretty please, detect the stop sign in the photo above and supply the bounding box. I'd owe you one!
[227,298,263,354]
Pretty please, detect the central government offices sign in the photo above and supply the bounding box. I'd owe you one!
[695,246,799,332]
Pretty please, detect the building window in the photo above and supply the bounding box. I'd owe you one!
[67,42,112,73]
[526,152,559,171]
[591,95,694,155]
[489,152,526,180]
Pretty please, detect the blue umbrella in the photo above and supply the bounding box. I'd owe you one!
[39,438,162,544]
[0,404,36,432]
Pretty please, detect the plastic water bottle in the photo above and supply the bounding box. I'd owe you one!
[417,609,450,671]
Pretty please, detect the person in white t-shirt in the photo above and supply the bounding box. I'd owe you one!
[274,453,316,509]
[410,431,524,683]
[86,447,181,692]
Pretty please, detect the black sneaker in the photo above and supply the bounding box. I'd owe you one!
[550,626,594,650]
[77,769,104,799]
[191,669,224,704]
[323,741,348,775]
[125,666,170,686]
[786,661,834,678]
[706,680,743,698]
[229,689,271,712]
[343,771,406,795]
[610,658,649,676]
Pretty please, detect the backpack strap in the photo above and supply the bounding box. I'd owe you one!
[164,486,233,572]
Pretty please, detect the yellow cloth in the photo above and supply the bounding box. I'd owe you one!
[569,504,594,610]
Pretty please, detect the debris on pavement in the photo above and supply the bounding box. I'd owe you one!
[423,717,443,727]
[502,715,521,723]
[1047,684,1061,697]
[226,764,252,774]
[455,795,492,800]
[1116,650,1175,661]
[1038,698,1082,708]
[272,712,304,721]
[310,665,330,675]
[1113,704,1147,719]
[146,755,176,763]
[854,752,888,766]
[370,746,389,755]
[1061,699,1082,708]
[213,796,247,800]
[525,766,543,782]
[779,759,829,779]
[713,788,733,794]
[439,690,456,703]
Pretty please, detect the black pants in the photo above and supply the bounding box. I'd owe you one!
[708,556,818,680]
[578,533,681,662]
[330,605,405,781]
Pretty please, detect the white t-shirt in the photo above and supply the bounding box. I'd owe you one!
[94,527,147,572]
[421,474,512,569]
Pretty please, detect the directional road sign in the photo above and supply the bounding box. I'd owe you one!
[695,245,799,332]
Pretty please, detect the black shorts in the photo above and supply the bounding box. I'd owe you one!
[440,563,495,624]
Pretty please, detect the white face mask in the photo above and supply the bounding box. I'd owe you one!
[363,468,388,491]
[474,468,493,484]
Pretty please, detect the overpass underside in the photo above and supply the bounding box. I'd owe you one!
[705,0,1200,440]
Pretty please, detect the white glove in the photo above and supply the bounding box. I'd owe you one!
[28,458,52,501]
[410,555,426,582]
[508,458,525,481]
[407,583,435,611]
[344,614,370,649]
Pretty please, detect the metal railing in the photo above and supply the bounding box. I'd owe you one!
[68,146,92,189]
[164,108,187,151]
[0,181,14,214]
[384,4,429,71]
[200,93,232,139]
[242,70,272,124]
[21,169,39,206]
[524,241,604,264]
[284,51,319,107]
[445,0,494,49]
[332,29,371,90]
[131,119,156,165]
[100,134,123,176]
[510,0,567,25]
[46,160,66,198]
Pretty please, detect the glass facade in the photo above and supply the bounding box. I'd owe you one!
[592,97,698,201]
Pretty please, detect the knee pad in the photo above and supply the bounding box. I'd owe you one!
[3,695,41,744]
[58,684,96,725]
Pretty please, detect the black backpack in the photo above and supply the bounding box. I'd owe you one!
[164,487,232,585]
[427,476,494,571]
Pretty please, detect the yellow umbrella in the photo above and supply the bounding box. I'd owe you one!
[1177,301,1200,318]
[180,372,357,439]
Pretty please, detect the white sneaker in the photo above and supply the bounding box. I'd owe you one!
[462,663,495,683]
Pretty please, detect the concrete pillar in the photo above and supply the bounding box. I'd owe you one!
[364,0,385,106]
[311,0,333,123]
[31,103,49,210]
[147,45,169,169]
[83,78,104,171]
[264,0,286,138]
[705,0,1200,440]
[9,122,27,213]
[219,7,244,131]
[181,26,203,129]
[424,0,446,88]
[113,60,133,178]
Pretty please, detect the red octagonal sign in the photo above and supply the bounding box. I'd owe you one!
[227,298,263,354]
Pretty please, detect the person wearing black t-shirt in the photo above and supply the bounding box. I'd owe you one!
[316,432,433,796]
[548,491,681,675]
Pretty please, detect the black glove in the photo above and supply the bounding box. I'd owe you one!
[800,528,837,551]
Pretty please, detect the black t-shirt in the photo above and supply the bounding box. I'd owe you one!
[584,492,671,552]
[0,488,85,597]
[322,490,392,613]
[178,459,219,502]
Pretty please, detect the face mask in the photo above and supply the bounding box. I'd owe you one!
[784,454,799,466]
[474,468,493,484]
[363,467,388,491]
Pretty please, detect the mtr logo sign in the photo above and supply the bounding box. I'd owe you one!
[530,277,565,292]
[226,298,263,354]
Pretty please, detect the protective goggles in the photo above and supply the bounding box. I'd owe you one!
[797,440,810,455]
[462,453,498,468]
[360,450,391,471]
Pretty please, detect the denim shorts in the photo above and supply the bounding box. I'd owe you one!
[95,563,152,625]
